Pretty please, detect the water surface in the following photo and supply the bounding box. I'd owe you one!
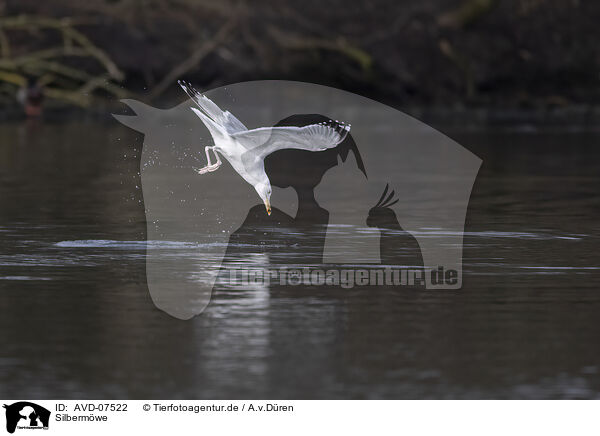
[0,120,599,398]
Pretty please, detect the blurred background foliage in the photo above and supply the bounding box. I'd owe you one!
[0,0,597,109]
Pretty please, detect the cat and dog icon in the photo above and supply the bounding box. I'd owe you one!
[3,402,50,434]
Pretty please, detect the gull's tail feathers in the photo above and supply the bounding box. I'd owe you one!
[178,80,247,135]
[190,107,226,141]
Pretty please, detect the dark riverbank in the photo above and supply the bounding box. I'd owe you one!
[2,0,598,110]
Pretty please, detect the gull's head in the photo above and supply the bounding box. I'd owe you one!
[255,182,272,216]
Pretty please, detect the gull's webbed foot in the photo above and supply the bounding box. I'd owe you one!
[194,162,221,174]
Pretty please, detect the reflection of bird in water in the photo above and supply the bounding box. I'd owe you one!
[16,77,44,117]
[367,184,424,268]
[178,81,351,215]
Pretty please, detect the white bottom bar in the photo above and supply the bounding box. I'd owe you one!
[1,400,597,436]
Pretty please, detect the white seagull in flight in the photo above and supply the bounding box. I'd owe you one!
[179,81,351,215]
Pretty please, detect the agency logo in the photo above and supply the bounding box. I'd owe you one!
[114,80,481,319]
[3,402,50,433]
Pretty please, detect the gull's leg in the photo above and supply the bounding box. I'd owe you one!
[208,148,222,171]
[204,146,213,165]
[201,148,222,173]
[194,146,216,174]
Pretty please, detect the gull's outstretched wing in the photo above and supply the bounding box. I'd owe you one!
[178,80,247,135]
[233,120,351,161]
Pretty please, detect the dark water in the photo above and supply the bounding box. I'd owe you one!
[1,120,599,399]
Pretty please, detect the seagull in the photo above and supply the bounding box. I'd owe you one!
[178,80,351,215]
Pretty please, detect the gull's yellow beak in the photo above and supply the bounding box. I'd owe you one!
[264,199,271,216]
